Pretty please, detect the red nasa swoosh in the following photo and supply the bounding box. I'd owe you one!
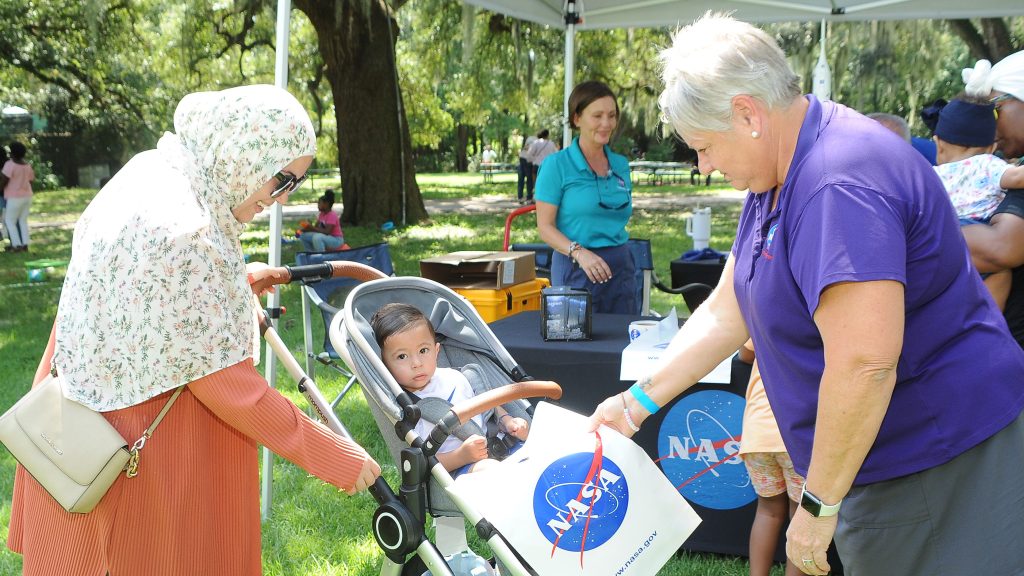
[654,435,744,489]
[550,430,604,568]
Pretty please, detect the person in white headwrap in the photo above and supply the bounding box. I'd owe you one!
[963,52,1024,159]
[7,85,381,576]
[962,50,1024,348]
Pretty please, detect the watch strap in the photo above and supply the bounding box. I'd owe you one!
[800,485,841,517]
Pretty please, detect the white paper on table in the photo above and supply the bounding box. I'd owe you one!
[446,402,701,576]
[619,309,678,381]
[619,308,732,384]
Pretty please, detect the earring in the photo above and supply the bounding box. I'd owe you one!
[751,131,760,139]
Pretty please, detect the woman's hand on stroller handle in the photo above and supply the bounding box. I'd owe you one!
[246,262,288,297]
[344,452,383,496]
[249,260,388,295]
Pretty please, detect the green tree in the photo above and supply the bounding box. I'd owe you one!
[0,0,164,183]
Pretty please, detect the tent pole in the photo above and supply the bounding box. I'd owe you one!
[563,1,581,148]
[812,19,831,101]
[262,0,292,522]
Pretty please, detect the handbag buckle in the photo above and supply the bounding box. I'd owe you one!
[125,436,147,479]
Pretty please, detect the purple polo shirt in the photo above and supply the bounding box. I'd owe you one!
[733,96,1024,485]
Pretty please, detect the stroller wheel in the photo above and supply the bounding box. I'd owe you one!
[373,501,422,559]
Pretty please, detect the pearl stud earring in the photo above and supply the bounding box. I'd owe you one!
[751,131,760,139]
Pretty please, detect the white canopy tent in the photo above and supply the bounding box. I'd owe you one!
[461,0,1023,29]
[463,0,1024,145]
[464,0,1024,28]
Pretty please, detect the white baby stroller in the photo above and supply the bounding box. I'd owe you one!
[256,260,560,575]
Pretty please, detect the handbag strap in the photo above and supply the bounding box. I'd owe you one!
[125,386,185,478]
[50,359,184,479]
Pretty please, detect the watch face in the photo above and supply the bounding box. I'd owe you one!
[800,491,823,517]
[800,488,840,517]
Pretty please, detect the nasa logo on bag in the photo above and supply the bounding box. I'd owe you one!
[533,452,629,555]
[657,390,755,510]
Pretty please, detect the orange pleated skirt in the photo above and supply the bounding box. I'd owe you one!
[8,334,368,576]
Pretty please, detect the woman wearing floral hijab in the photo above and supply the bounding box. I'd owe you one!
[7,85,381,575]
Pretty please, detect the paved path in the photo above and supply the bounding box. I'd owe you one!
[261,190,747,221]
[34,190,747,231]
[423,190,747,215]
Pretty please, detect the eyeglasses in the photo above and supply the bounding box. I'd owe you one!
[596,175,631,210]
[270,170,308,199]
[991,93,1018,117]
[991,93,1017,106]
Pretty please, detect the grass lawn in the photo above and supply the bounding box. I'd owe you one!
[0,174,782,575]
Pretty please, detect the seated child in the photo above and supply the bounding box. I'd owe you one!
[934,96,1024,309]
[299,189,345,252]
[370,302,529,477]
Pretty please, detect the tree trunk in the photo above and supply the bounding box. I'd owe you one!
[293,0,426,226]
[455,123,470,172]
[948,18,1016,63]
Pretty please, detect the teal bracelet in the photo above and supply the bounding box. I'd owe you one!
[629,383,660,415]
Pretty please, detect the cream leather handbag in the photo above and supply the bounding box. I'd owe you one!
[0,371,182,514]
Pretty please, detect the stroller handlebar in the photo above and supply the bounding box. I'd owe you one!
[250,260,388,294]
[452,380,562,424]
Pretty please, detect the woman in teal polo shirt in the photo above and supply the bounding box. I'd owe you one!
[535,80,636,314]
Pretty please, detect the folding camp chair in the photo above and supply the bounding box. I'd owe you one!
[503,204,552,279]
[627,238,714,316]
[295,243,394,409]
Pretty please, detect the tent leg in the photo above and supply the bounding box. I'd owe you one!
[263,0,293,523]
[562,1,580,149]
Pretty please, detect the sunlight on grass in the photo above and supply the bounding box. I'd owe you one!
[402,223,478,241]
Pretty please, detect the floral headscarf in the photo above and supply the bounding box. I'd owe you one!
[54,85,316,410]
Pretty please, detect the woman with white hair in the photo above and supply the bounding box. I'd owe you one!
[7,85,381,575]
[589,14,1024,576]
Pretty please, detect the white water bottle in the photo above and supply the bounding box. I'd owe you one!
[686,207,712,250]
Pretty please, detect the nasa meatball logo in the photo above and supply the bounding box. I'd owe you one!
[533,452,629,557]
[762,223,778,260]
[657,390,755,510]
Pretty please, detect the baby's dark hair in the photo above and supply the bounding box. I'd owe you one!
[952,91,991,106]
[370,303,435,349]
[319,188,335,207]
[8,141,26,161]
[537,129,550,139]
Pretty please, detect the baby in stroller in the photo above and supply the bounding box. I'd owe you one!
[371,303,529,477]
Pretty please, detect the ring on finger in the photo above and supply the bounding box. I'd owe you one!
[802,558,814,566]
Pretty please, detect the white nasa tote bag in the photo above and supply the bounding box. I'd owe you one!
[447,402,701,575]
